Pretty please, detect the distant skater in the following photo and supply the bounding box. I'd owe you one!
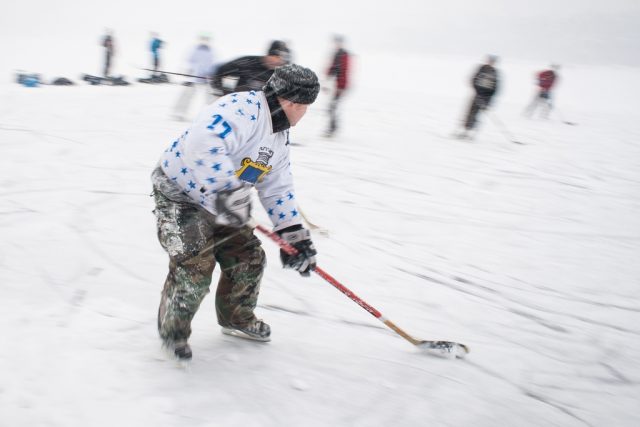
[210,40,291,96]
[150,32,164,77]
[323,35,351,137]
[173,35,216,120]
[524,64,559,119]
[457,55,500,140]
[101,29,115,77]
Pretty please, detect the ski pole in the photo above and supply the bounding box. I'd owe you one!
[297,206,329,236]
[253,223,469,357]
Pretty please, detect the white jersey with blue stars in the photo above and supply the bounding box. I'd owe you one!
[159,90,302,231]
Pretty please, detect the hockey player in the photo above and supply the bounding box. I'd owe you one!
[458,55,500,140]
[152,64,320,360]
[210,40,290,96]
[323,34,351,137]
[524,64,560,119]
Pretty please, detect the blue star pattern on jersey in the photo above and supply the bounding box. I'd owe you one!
[157,90,301,231]
[159,91,264,214]
[264,191,299,228]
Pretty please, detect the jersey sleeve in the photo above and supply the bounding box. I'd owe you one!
[254,145,302,231]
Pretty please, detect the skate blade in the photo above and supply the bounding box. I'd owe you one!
[221,327,271,342]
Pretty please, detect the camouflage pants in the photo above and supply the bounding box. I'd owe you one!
[152,183,266,342]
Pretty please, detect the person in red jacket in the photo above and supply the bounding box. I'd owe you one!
[324,35,351,137]
[524,64,560,119]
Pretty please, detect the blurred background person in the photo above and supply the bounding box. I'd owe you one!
[524,64,560,119]
[456,55,500,140]
[173,34,216,121]
[323,34,351,138]
[210,40,290,96]
[101,29,115,77]
[149,32,164,78]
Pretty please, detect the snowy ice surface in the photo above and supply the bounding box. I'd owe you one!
[1,53,640,427]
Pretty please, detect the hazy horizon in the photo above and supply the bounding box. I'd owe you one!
[1,0,640,77]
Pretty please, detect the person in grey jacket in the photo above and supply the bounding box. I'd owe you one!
[173,35,216,120]
[152,64,320,360]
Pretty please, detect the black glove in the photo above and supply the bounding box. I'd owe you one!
[278,225,317,276]
[215,184,252,227]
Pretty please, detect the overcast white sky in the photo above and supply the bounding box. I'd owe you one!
[1,0,639,76]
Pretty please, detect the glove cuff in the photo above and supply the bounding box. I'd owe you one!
[276,224,303,236]
[280,228,311,245]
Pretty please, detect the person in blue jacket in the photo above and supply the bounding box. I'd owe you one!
[150,32,164,77]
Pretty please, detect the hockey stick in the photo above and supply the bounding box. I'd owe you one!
[555,108,578,126]
[254,223,469,358]
[298,206,329,236]
[184,226,251,264]
[487,111,525,145]
[141,68,214,81]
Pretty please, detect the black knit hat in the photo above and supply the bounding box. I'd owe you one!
[267,40,289,57]
[264,64,320,105]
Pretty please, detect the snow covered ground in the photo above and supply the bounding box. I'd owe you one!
[1,53,640,427]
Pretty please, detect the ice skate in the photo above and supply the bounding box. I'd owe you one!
[163,339,192,360]
[221,319,271,342]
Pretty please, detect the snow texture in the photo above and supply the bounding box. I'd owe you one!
[1,47,640,427]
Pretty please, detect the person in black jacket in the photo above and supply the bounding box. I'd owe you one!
[210,40,291,96]
[458,55,500,139]
[101,29,115,78]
